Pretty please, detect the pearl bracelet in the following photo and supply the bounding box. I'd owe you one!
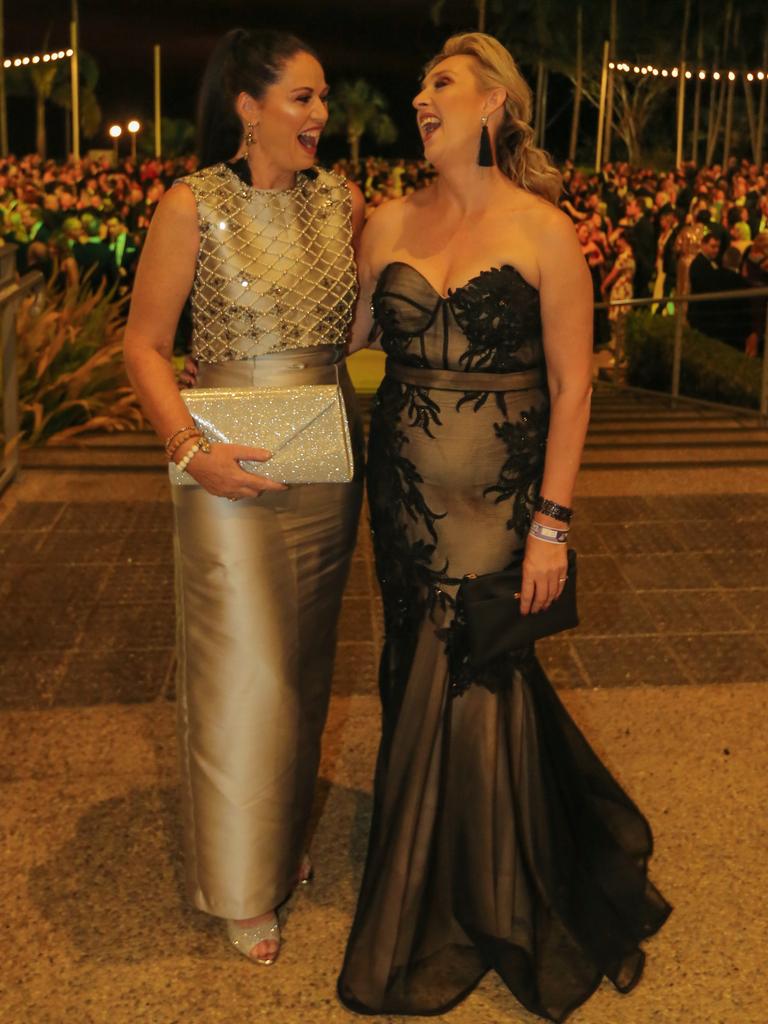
[176,440,202,473]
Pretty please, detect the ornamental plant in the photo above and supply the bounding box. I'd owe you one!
[14,278,145,446]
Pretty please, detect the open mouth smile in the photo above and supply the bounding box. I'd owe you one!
[298,129,321,154]
[418,114,442,141]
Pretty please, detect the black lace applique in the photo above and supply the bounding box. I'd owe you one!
[405,386,442,437]
[449,266,542,373]
[485,403,550,536]
[368,382,448,639]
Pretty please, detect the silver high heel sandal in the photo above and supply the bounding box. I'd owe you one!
[226,912,281,966]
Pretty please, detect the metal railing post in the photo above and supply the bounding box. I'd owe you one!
[760,303,768,421]
[671,300,686,402]
[612,315,624,385]
[0,247,43,496]
[1,295,19,492]
[594,286,768,416]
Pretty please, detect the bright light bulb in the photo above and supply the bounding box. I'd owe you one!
[671,67,679,78]
[685,70,692,79]
[713,71,721,80]
[699,70,706,80]
[758,71,765,81]
[22,57,30,65]
[43,54,50,62]
[127,120,141,133]
[747,73,754,82]
[609,61,615,69]
[661,69,669,77]
[109,125,122,139]
[728,71,736,81]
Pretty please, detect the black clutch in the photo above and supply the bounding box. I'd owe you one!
[457,550,578,668]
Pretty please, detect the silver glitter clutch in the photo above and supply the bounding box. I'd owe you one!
[169,384,354,485]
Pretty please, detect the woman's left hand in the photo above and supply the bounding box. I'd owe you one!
[520,535,569,615]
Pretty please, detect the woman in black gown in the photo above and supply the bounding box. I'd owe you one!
[338,33,670,1022]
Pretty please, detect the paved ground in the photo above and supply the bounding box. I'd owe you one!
[2,386,768,1024]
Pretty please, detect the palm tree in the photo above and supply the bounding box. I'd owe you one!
[325,80,397,167]
[51,50,102,146]
[6,48,101,158]
[30,61,58,159]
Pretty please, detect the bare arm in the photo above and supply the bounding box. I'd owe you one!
[348,179,366,254]
[123,184,285,497]
[123,184,198,436]
[346,203,387,353]
[521,209,593,614]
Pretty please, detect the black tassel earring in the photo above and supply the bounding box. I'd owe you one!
[478,115,494,167]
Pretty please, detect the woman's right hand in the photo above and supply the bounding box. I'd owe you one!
[178,356,199,389]
[182,442,288,500]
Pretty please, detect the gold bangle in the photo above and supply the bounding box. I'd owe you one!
[166,430,201,460]
[164,425,197,450]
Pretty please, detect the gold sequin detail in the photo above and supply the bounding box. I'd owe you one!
[179,164,357,363]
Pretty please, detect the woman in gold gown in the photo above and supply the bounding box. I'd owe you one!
[124,29,364,965]
[338,33,670,1022]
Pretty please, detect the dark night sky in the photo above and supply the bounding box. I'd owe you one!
[8,0,578,159]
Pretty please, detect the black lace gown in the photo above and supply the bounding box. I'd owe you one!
[338,262,671,1022]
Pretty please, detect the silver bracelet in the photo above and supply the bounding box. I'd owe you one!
[529,520,569,544]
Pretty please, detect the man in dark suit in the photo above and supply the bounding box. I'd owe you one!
[623,195,655,297]
[72,213,118,294]
[689,233,751,349]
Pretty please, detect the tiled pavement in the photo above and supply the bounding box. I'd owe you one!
[2,492,767,712]
[2,389,768,1024]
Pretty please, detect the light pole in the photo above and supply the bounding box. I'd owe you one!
[127,119,141,161]
[109,124,122,164]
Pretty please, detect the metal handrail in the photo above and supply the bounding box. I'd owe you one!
[593,286,768,420]
[1,253,44,495]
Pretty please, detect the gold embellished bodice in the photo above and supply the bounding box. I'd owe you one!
[179,162,357,363]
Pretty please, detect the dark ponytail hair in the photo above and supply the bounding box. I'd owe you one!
[196,28,318,168]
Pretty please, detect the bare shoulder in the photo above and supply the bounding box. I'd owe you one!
[362,195,408,248]
[345,178,365,211]
[513,193,577,242]
[152,181,198,228]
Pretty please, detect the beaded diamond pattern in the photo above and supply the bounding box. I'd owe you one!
[180,163,357,363]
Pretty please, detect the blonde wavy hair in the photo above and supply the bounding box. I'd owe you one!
[425,33,562,205]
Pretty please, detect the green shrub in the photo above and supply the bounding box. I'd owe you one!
[624,311,763,410]
[15,279,145,445]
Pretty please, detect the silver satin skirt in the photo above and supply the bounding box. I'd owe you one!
[171,347,363,919]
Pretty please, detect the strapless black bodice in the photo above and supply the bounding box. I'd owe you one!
[374,261,544,372]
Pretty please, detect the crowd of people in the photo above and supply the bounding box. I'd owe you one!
[2,150,767,354]
[0,152,195,295]
[562,158,768,356]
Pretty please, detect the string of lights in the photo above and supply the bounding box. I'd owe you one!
[2,48,74,70]
[610,61,766,83]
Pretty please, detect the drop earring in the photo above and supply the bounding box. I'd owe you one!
[246,122,255,147]
[478,115,494,167]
